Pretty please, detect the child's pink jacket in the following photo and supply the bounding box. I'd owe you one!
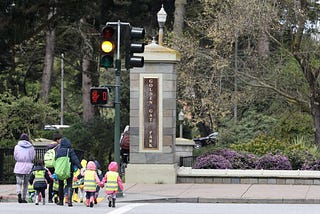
[79,161,101,192]
[101,161,124,194]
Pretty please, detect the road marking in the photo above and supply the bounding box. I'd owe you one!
[108,203,147,214]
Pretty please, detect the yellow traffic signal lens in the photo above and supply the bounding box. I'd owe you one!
[101,41,114,53]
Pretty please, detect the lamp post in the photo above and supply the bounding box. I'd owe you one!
[179,110,184,138]
[60,53,64,126]
[157,4,167,46]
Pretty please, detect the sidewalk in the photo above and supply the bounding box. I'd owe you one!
[2,183,320,204]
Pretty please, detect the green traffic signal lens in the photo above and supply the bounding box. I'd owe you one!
[101,55,114,68]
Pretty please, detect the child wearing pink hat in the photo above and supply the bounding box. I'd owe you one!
[99,161,124,207]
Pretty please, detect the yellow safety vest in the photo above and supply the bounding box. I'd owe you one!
[72,169,80,188]
[28,184,35,193]
[53,180,59,191]
[83,170,96,191]
[33,170,45,183]
[106,171,118,191]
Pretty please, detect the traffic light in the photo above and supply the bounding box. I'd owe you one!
[90,87,109,105]
[100,25,116,68]
[125,26,145,69]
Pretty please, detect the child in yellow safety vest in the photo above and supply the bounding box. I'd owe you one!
[72,169,81,202]
[73,159,87,203]
[94,160,103,204]
[74,161,101,207]
[52,179,59,203]
[27,183,35,203]
[29,159,52,205]
[99,161,124,208]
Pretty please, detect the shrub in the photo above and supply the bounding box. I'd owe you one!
[283,147,314,170]
[212,148,256,169]
[230,135,287,156]
[301,160,320,170]
[255,154,292,170]
[192,153,232,169]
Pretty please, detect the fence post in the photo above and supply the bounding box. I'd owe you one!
[0,149,3,183]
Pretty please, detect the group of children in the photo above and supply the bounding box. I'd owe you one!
[28,158,124,208]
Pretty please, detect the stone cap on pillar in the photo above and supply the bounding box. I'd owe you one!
[136,41,181,63]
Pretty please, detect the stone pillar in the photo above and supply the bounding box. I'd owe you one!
[125,41,181,184]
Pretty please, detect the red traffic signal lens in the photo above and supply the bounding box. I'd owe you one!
[102,26,115,39]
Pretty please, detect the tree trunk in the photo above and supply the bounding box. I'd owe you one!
[82,54,94,122]
[310,89,320,146]
[80,18,94,122]
[173,0,186,35]
[40,7,55,103]
[257,30,269,58]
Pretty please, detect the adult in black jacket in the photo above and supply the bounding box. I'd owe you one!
[46,132,62,203]
[55,137,81,207]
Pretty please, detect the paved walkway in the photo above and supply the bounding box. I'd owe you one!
[2,183,320,204]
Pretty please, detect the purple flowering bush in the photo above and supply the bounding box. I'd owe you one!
[192,149,294,170]
[193,153,232,169]
[301,160,320,170]
[255,154,292,170]
[212,149,256,169]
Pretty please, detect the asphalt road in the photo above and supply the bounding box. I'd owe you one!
[2,202,320,214]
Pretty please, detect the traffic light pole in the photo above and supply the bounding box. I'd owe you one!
[115,20,122,197]
[114,20,121,171]
[103,20,143,197]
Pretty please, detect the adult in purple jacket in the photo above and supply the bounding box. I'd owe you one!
[13,133,35,203]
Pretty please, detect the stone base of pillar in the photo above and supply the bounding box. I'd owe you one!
[125,163,177,184]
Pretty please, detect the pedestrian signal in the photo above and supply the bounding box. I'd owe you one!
[90,87,109,105]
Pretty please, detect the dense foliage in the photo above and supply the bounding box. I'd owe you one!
[193,134,320,170]
[2,0,320,165]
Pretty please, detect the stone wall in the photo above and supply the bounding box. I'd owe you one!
[177,167,320,185]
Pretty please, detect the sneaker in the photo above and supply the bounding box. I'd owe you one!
[94,198,97,204]
[21,199,28,203]
[18,193,22,203]
[57,201,63,206]
[89,202,93,207]
[68,203,73,207]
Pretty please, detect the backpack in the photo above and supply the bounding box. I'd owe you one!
[54,149,71,180]
[120,133,130,150]
[44,147,56,168]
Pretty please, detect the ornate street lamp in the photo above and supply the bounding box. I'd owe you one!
[179,110,184,138]
[157,4,167,46]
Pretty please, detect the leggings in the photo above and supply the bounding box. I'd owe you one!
[16,174,30,200]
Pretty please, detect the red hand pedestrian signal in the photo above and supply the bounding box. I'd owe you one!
[90,87,109,105]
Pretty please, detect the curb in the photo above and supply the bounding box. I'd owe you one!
[0,195,16,203]
[118,197,320,204]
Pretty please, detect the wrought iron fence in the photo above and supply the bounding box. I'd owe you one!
[0,148,84,184]
[179,156,197,167]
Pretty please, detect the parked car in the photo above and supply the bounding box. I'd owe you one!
[193,132,218,149]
